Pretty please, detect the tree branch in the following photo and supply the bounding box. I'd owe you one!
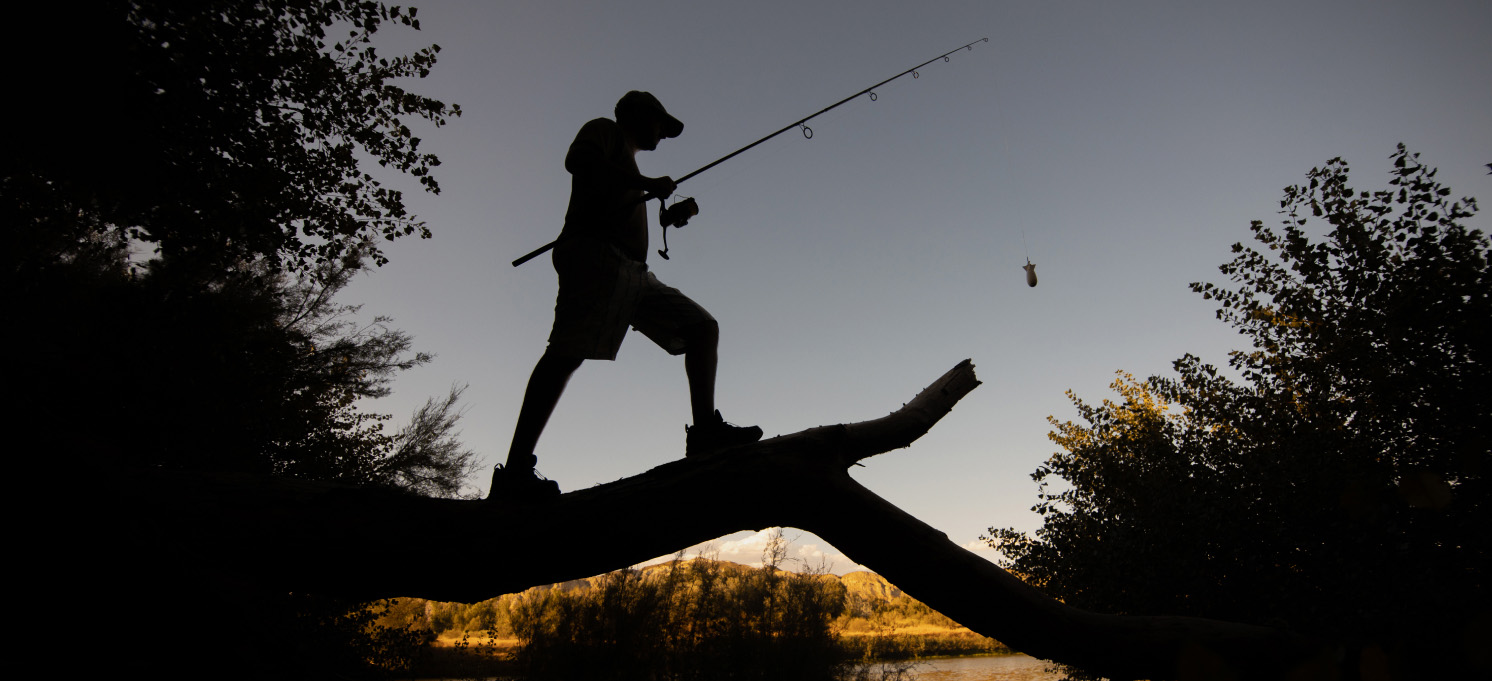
[92,359,1322,680]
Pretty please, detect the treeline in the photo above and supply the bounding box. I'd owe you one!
[988,147,1490,679]
[8,2,474,491]
[380,566,974,642]
[8,3,474,679]
[375,546,1007,680]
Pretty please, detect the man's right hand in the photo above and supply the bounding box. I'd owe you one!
[645,175,677,199]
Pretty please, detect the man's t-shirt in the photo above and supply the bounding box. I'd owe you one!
[559,118,648,262]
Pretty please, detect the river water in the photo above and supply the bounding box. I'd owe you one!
[913,654,1064,680]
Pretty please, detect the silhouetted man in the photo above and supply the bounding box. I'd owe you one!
[491,91,762,500]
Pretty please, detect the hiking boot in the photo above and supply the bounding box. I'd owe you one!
[685,410,763,457]
[488,464,560,502]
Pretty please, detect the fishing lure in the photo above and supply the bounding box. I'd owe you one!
[1020,230,1038,287]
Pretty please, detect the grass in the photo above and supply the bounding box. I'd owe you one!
[838,628,1011,660]
[409,624,1013,679]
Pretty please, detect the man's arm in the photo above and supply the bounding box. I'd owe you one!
[564,120,675,198]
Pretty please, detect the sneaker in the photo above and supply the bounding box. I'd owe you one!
[685,410,763,457]
[488,464,560,502]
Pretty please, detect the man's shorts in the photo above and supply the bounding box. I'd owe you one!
[545,237,715,361]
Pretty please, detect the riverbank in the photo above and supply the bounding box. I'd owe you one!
[840,626,1010,658]
[410,626,1014,679]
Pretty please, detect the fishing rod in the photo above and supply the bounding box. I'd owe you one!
[513,37,989,267]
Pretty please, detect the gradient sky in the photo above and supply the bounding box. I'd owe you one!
[341,0,1491,573]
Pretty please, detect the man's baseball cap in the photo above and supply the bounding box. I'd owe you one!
[616,91,684,138]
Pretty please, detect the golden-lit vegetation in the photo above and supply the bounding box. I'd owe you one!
[376,538,1008,679]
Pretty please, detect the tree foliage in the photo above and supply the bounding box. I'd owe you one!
[3,1,476,494]
[10,232,481,494]
[989,146,1489,674]
[509,534,849,681]
[262,252,482,494]
[8,3,477,678]
[6,0,459,273]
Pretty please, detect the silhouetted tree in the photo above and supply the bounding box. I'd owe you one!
[989,145,1489,678]
[510,534,848,681]
[6,3,470,678]
[7,230,479,493]
[3,0,471,486]
[257,252,481,494]
[6,0,458,275]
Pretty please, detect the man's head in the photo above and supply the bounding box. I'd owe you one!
[616,91,683,151]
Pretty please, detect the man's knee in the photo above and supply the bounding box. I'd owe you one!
[537,350,585,375]
[681,319,719,351]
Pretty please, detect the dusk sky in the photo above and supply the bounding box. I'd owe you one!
[342,0,1491,572]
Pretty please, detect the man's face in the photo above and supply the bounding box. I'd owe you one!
[640,117,665,151]
[628,114,664,151]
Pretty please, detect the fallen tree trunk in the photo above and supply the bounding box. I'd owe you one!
[92,359,1326,680]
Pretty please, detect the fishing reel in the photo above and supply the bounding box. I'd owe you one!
[656,197,699,260]
[659,197,698,228]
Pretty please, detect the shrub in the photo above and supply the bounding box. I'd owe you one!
[509,532,850,680]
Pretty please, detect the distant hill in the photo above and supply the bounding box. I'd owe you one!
[630,559,906,607]
[838,570,903,603]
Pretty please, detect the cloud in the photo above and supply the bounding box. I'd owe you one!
[962,537,1004,567]
[962,538,994,552]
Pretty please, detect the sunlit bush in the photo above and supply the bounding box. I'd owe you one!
[509,532,850,681]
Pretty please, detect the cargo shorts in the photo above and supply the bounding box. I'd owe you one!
[545,237,715,361]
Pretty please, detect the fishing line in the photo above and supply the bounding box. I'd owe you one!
[1021,229,1038,288]
[513,37,991,267]
[986,36,1036,291]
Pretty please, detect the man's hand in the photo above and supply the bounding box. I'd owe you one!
[644,175,677,199]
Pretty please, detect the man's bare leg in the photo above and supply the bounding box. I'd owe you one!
[683,320,719,425]
[494,351,583,492]
[681,320,762,455]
